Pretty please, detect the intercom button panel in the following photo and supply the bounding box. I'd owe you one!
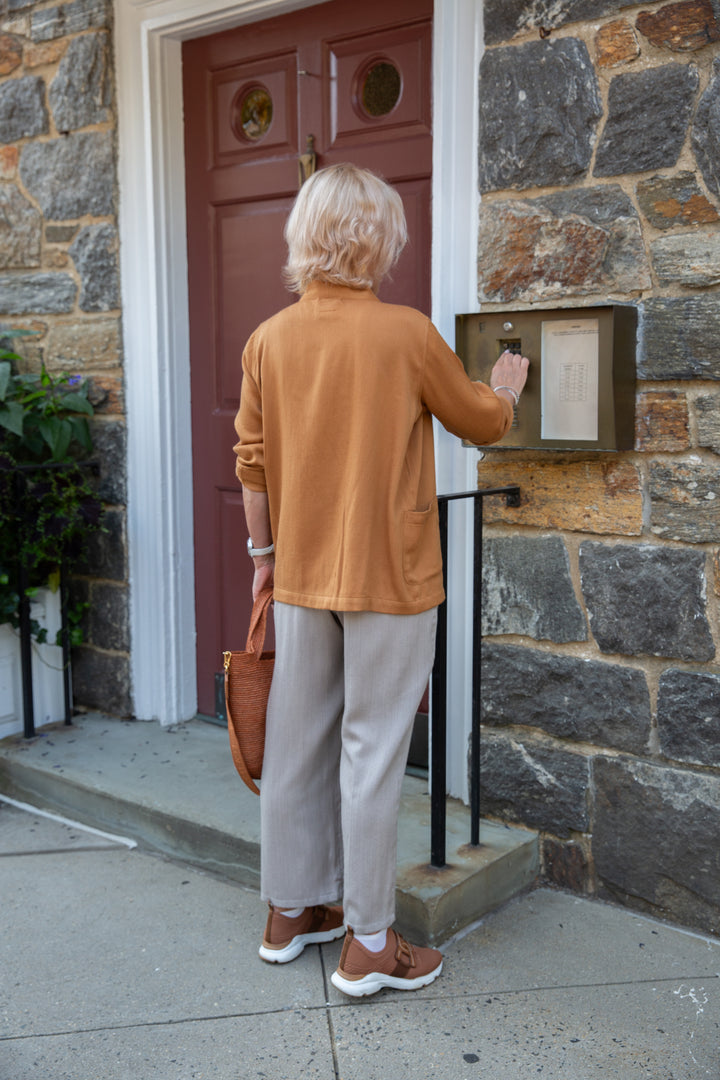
[456,305,637,451]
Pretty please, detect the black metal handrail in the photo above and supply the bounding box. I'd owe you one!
[430,485,521,868]
[1,459,99,738]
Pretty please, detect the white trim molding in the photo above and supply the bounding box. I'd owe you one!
[431,0,484,801]
[115,0,483,800]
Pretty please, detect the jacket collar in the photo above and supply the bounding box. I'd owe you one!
[300,281,378,303]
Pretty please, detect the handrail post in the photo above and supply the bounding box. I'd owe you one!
[13,471,35,740]
[60,559,73,726]
[470,495,483,847]
[18,557,35,740]
[430,497,449,869]
[429,485,520,865]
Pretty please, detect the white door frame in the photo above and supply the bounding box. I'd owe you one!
[114,0,483,800]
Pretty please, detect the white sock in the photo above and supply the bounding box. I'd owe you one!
[355,929,388,952]
[278,907,304,918]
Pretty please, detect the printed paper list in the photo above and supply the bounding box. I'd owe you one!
[541,319,599,441]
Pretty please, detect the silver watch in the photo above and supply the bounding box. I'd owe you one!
[247,537,274,558]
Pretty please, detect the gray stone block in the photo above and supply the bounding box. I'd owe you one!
[542,837,592,893]
[30,0,111,42]
[534,185,637,225]
[88,581,129,652]
[89,419,126,505]
[593,755,720,934]
[650,461,720,544]
[482,536,586,642]
[482,642,651,754]
[696,391,720,453]
[579,542,714,661]
[71,645,131,716]
[45,318,120,370]
[0,185,41,269]
[658,668,720,767]
[49,31,112,133]
[69,224,120,311]
[693,56,720,199]
[594,64,699,176]
[478,38,601,192]
[484,0,636,45]
[478,186,649,303]
[480,729,589,836]
[0,272,76,314]
[20,132,115,220]
[45,224,79,244]
[0,75,48,143]
[81,508,127,581]
[639,296,720,379]
[651,231,720,287]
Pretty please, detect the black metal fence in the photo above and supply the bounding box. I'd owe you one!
[430,485,521,868]
[1,460,98,739]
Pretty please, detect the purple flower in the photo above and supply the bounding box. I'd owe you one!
[67,375,82,387]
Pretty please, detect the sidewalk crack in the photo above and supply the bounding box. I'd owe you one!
[320,946,341,1080]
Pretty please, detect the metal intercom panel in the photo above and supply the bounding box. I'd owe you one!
[456,305,637,451]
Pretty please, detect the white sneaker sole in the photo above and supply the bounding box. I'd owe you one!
[259,925,346,964]
[330,959,443,997]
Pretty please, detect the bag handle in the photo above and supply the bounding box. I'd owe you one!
[246,586,273,656]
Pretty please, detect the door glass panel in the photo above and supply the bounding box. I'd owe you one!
[361,60,401,117]
[234,85,274,141]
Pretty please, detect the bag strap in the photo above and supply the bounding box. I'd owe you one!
[245,586,273,656]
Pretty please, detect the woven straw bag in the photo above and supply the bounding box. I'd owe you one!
[223,586,274,795]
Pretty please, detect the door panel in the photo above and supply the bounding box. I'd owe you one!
[184,0,433,716]
[215,199,293,401]
[212,55,298,167]
[327,22,432,148]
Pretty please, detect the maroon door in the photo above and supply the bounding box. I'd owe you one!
[183,0,433,716]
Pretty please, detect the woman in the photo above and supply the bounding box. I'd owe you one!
[234,163,528,998]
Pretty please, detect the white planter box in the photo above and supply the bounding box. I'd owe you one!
[0,587,66,741]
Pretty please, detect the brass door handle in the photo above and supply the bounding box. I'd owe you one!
[298,134,317,187]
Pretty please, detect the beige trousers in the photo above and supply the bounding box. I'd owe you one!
[260,601,437,934]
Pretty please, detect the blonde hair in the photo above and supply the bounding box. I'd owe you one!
[284,163,408,293]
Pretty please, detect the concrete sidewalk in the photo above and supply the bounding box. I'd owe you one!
[0,716,538,944]
[2,798,719,1080]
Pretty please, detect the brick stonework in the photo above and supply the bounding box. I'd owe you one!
[635,391,690,452]
[478,459,643,535]
[478,3,720,936]
[2,0,719,938]
[595,18,640,67]
[636,0,720,52]
[0,0,129,715]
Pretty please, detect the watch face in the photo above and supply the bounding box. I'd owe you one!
[247,538,253,554]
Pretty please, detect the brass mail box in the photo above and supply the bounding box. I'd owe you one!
[456,305,637,451]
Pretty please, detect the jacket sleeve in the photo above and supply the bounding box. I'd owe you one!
[233,336,267,492]
[420,320,513,445]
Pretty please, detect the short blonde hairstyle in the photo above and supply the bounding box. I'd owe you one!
[284,163,408,293]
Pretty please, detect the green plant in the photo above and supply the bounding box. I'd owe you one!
[0,349,103,645]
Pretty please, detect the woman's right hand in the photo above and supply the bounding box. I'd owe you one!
[490,349,529,399]
[252,556,275,601]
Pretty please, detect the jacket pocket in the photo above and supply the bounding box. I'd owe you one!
[402,499,442,587]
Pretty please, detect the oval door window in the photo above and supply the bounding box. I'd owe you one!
[360,60,402,118]
[233,85,273,142]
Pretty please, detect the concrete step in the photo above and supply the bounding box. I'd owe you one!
[0,714,538,944]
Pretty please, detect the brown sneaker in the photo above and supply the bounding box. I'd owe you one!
[331,928,443,997]
[258,904,345,964]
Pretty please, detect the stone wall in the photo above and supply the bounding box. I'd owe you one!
[477,0,720,935]
[0,0,130,715]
